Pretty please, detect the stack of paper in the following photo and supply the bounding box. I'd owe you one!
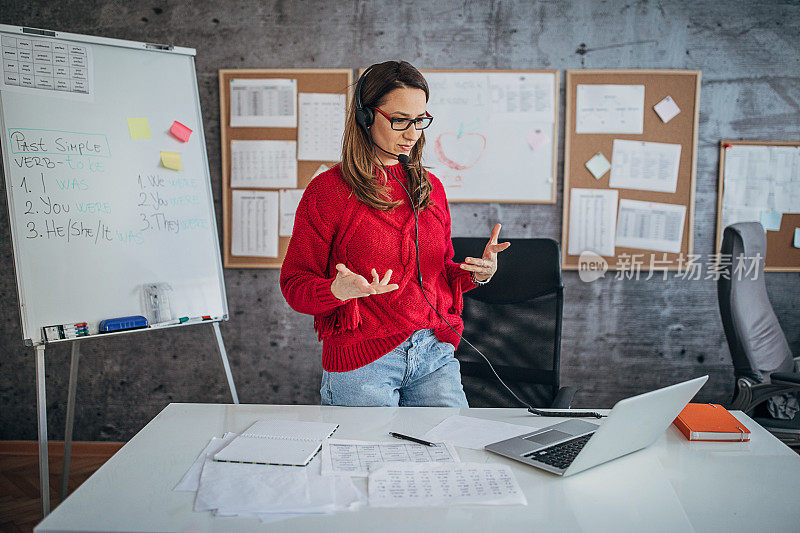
[174,424,362,522]
[194,455,361,517]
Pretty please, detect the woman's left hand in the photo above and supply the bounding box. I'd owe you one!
[459,223,511,283]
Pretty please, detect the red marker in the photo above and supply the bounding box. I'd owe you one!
[724,143,733,148]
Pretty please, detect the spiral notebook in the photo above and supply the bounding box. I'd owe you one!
[213,419,339,466]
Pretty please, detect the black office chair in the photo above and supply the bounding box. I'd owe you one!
[451,237,576,409]
[718,222,800,447]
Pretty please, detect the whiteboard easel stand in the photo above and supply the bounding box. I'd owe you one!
[33,321,238,517]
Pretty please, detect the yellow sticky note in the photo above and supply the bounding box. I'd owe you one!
[160,151,182,171]
[127,117,151,140]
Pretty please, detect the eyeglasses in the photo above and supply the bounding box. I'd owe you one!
[373,107,434,131]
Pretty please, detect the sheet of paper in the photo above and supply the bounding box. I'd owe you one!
[160,151,182,171]
[320,439,460,477]
[585,152,611,180]
[231,189,279,257]
[127,117,151,139]
[279,189,305,237]
[231,140,297,189]
[526,129,550,151]
[297,93,346,161]
[760,209,783,231]
[616,199,686,253]
[609,139,681,193]
[368,462,527,507]
[567,188,618,257]
[0,33,94,102]
[170,120,192,142]
[174,432,237,491]
[422,415,535,450]
[489,73,555,122]
[312,164,329,179]
[653,95,680,123]
[230,78,297,127]
[576,84,644,134]
[721,145,800,231]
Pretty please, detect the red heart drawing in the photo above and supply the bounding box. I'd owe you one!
[433,132,487,170]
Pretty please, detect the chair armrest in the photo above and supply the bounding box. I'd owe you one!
[771,373,800,386]
[551,386,577,409]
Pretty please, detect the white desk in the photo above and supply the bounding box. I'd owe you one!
[36,404,800,532]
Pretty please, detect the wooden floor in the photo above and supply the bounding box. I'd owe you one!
[0,441,123,533]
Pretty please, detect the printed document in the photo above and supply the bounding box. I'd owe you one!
[320,439,460,477]
[174,432,237,491]
[567,188,618,257]
[230,78,297,127]
[231,140,297,189]
[279,188,305,237]
[422,415,536,450]
[576,84,644,134]
[609,139,681,193]
[297,93,346,161]
[368,462,527,507]
[231,189,279,257]
[616,199,686,253]
[721,145,800,230]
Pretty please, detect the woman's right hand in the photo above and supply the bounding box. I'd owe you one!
[330,263,399,301]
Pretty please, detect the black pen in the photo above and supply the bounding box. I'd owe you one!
[389,431,436,447]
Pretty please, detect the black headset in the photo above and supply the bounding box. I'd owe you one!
[354,66,375,136]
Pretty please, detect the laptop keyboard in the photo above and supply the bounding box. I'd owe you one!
[523,433,593,470]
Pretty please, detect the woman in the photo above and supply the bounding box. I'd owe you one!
[280,61,509,407]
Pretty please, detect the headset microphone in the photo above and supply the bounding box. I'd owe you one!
[397,154,410,165]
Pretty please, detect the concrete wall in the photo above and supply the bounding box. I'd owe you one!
[1,0,798,441]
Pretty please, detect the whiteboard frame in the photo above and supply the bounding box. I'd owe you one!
[0,25,228,346]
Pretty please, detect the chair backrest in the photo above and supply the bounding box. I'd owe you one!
[451,237,563,408]
[718,222,793,383]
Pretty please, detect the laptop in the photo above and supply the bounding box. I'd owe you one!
[485,376,708,476]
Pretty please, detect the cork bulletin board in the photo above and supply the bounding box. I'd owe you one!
[716,139,800,272]
[218,68,352,269]
[562,69,701,271]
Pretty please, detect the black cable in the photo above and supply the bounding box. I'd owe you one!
[370,147,604,419]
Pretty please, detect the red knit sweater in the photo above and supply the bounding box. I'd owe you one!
[280,163,477,372]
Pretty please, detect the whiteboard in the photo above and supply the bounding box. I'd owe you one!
[421,70,558,203]
[0,26,228,346]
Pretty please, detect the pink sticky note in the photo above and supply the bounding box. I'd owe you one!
[169,121,192,142]
[526,130,549,152]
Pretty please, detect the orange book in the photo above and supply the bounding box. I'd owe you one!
[673,403,750,442]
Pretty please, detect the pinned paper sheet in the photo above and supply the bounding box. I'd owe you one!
[526,129,549,152]
[127,117,151,139]
[760,209,782,231]
[160,151,182,171]
[279,189,304,237]
[654,96,681,123]
[585,152,611,180]
[794,228,800,248]
[170,121,193,142]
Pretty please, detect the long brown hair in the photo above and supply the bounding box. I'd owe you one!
[341,61,433,211]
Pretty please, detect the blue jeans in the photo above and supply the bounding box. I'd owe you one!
[320,329,469,407]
